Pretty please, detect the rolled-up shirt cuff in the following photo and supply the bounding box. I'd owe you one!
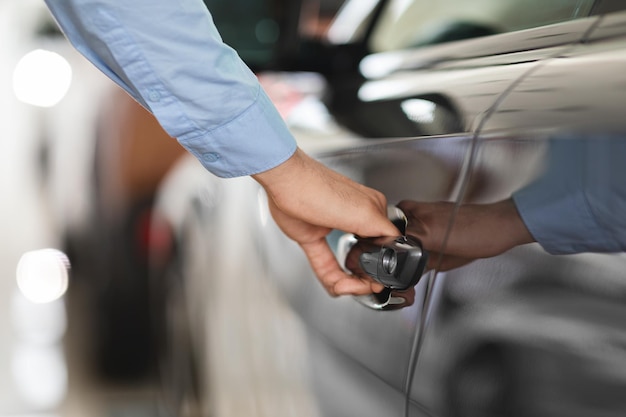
[512,178,623,255]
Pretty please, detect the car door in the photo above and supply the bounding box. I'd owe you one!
[256,3,602,417]
[149,1,611,416]
[408,8,626,417]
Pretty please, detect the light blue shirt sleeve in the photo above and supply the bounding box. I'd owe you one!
[44,0,297,178]
[512,134,626,254]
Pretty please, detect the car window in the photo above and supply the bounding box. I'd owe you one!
[202,0,280,68]
[369,0,595,52]
[590,0,626,14]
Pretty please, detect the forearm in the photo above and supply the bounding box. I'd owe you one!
[449,199,534,258]
[44,0,297,177]
[399,199,534,262]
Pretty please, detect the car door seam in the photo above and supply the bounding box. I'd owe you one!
[401,16,601,416]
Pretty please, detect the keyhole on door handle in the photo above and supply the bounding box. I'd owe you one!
[337,206,428,310]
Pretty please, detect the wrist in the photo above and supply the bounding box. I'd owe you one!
[252,147,307,204]
[493,199,535,248]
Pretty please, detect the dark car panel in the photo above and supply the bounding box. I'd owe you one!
[406,11,626,417]
[307,326,410,417]
[257,135,473,394]
[148,3,626,417]
[408,135,626,417]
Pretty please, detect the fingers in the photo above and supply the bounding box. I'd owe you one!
[268,196,386,296]
[257,148,398,239]
[398,199,535,270]
[300,238,384,296]
[397,200,453,251]
[254,149,400,296]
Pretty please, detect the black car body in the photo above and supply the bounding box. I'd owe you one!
[149,1,626,416]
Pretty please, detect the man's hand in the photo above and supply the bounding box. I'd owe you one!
[397,199,535,271]
[253,148,399,296]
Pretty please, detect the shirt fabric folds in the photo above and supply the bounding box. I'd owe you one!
[44,0,297,178]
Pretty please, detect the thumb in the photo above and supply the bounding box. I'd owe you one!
[300,237,385,296]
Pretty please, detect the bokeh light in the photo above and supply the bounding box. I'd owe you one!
[12,49,72,108]
[16,249,70,304]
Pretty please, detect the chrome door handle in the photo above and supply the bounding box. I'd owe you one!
[354,288,415,311]
[337,206,428,310]
[344,234,427,290]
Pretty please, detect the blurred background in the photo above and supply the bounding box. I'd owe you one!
[0,1,154,416]
[4,1,626,417]
[0,0,343,416]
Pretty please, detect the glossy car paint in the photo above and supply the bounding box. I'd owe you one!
[407,11,626,417]
[149,4,626,417]
[299,14,605,416]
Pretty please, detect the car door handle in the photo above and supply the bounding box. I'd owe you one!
[336,207,428,310]
[343,234,427,290]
